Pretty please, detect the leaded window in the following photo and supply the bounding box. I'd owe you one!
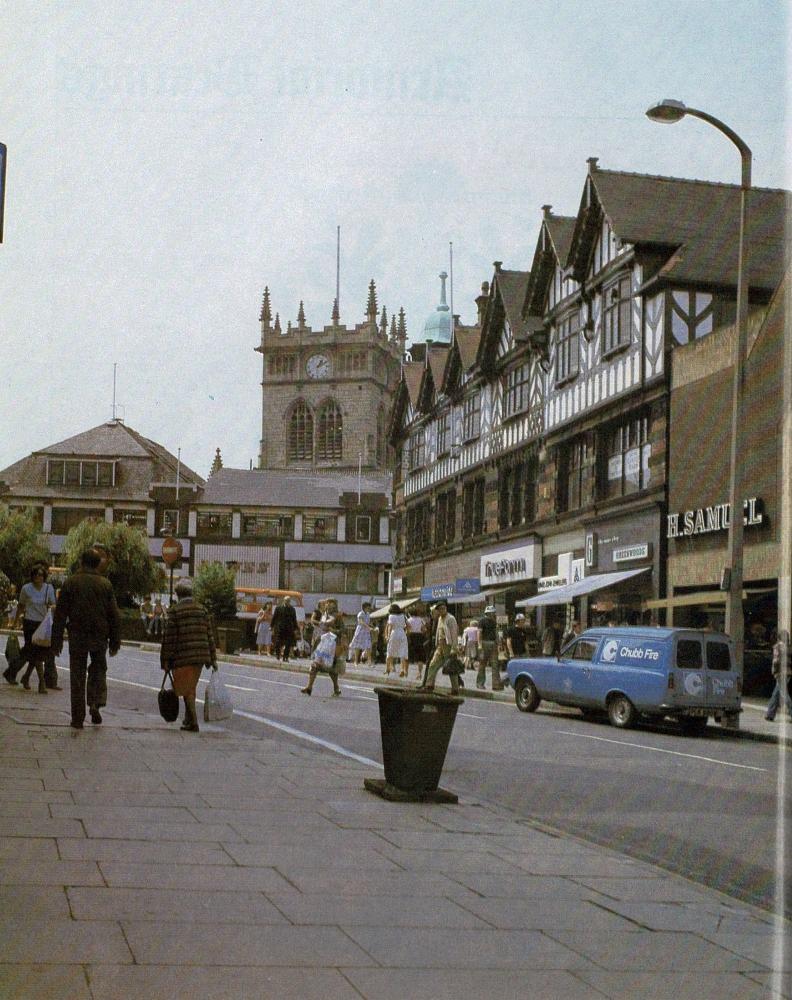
[462,392,480,442]
[503,363,530,419]
[558,436,592,513]
[601,413,651,499]
[436,410,451,457]
[602,275,632,354]
[317,400,343,461]
[289,401,313,461]
[435,488,456,547]
[462,477,485,538]
[408,428,425,471]
[555,310,580,383]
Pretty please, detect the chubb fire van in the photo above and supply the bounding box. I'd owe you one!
[506,627,741,735]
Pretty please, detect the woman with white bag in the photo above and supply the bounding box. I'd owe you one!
[5,564,55,693]
[301,600,347,697]
[160,579,217,732]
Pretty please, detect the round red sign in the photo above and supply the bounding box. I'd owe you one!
[161,537,183,566]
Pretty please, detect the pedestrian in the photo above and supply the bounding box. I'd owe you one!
[140,596,154,635]
[301,599,347,696]
[462,619,480,671]
[561,619,581,649]
[406,607,427,678]
[506,614,529,661]
[417,601,461,694]
[476,605,504,691]
[765,630,791,722]
[271,595,298,662]
[4,565,56,691]
[51,548,121,729]
[308,601,326,650]
[541,618,562,656]
[348,601,374,665]
[160,578,217,732]
[255,603,272,655]
[384,602,409,677]
[150,600,165,638]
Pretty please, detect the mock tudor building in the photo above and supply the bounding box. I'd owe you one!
[255,282,403,473]
[0,419,202,571]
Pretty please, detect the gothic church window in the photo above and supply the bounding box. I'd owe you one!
[317,400,343,461]
[289,401,314,461]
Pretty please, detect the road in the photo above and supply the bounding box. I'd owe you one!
[24,645,792,914]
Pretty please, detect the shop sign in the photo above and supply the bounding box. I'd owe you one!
[585,532,597,569]
[455,577,480,595]
[667,497,764,539]
[538,575,567,592]
[613,543,650,563]
[421,582,455,601]
[480,543,538,586]
[392,576,404,595]
[570,559,585,583]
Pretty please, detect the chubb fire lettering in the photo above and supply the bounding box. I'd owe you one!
[619,646,660,660]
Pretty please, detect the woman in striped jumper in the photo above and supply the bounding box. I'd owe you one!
[160,579,217,732]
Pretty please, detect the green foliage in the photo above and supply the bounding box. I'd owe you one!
[61,519,163,607]
[0,569,11,607]
[0,508,51,588]
[193,562,236,620]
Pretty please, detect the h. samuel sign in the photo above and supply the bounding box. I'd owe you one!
[667,497,763,539]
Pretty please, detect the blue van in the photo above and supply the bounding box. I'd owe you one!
[506,627,741,734]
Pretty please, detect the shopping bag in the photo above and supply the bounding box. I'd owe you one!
[158,670,180,723]
[204,670,233,722]
[32,611,53,648]
[313,632,337,670]
[4,633,21,671]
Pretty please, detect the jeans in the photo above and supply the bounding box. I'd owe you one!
[69,644,108,725]
[476,640,503,690]
[765,678,792,720]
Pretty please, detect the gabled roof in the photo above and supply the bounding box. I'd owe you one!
[497,269,531,340]
[402,362,424,408]
[569,167,791,289]
[427,346,450,398]
[476,266,531,369]
[201,468,391,509]
[524,212,577,318]
[454,325,481,372]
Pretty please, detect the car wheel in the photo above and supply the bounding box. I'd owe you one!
[515,678,540,713]
[679,716,708,737]
[607,694,636,729]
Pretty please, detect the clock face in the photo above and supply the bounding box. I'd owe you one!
[306,354,331,379]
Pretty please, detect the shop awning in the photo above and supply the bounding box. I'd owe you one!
[516,567,650,607]
[446,588,508,605]
[644,587,775,611]
[370,597,420,620]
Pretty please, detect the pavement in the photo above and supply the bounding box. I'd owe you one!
[1,651,791,998]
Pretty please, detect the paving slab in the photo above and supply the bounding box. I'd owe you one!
[0,884,72,919]
[57,837,234,865]
[571,875,718,904]
[0,964,92,999]
[68,886,288,923]
[343,967,602,1000]
[0,836,59,861]
[99,861,296,893]
[594,899,772,934]
[574,970,777,999]
[268,891,488,928]
[121,920,376,966]
[221,842,401,870]
[0,860,104,886]
[0,816,85,838]
[85,965,363,1000]
[456,896,642,932]
[80,818,244,842]
[0,916,132,963]
[449,872,598,899]
[276,868,478,899]
[702,931,792,969]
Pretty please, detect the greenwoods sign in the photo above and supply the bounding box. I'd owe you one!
[667,497,764,539]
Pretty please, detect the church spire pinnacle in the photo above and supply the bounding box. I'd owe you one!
[259,286,272,327]
[379,305,388,338]
[274,312,281,334]
[366,279,378,322]
[297,300,306,328]
[332,297,340,324]
[397,307,407,345]
[209,447,223,477]
[389,314,397,342]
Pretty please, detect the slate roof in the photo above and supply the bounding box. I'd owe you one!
[545,215,576,267]
[496,269,531,339]
[573,168,791,290]
[427,346,450,393]
[200,468,391,509]
[402,363,424,408]
[454,325,481,371]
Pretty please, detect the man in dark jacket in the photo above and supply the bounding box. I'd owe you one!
[271,596,298,662]
[52,548,121,729]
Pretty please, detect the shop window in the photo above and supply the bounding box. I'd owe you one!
[242,514,293,539]
[601,413,651,499]
[355,515,371,542]
[350,563,378,594]
[114,509,147,530]
[555,310,580,383]
[503,363,530,419]
[462,392,481,442]
[602,274,632,354]
[317,401,343,461]
[319,563,345,592]
[676,639,702,670]
[706,641,732,672]
[287,562,314,592]
[196,513,232,537]
[557,437,592,514]
[51,508,105,534]
[288,400,313,461]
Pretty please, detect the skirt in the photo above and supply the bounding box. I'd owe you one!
[348,624,372,652]
[256,621,272,645]
[386,628,408,660]
[407,632,425,663]
[172,665,202,697]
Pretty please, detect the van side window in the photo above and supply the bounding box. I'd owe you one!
[570,640,597,662]
[706,641,732,672]
[676,639,702,670]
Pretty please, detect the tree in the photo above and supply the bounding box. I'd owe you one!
[0,569,11,608]
[0,508,51,588]
[61,519,164,607]
[193,562,236,620]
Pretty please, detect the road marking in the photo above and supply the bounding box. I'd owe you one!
[556,730,767,772]
[225,685,258,692]
[65,671,383,769]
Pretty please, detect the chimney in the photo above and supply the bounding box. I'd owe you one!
[493,261,503,274]
[476,280,489,326]
[541,204,553,220]
[587,156,599,174]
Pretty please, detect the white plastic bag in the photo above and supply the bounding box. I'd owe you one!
[32,611,53,648]
[313,632,337,669]
[204,670,233,722]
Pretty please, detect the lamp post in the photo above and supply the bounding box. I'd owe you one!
[646,100,751,675]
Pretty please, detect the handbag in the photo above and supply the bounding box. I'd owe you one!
[204,669,233,722]
[32,611,53,648]
[4,633,22,671]
[441,653,465,676]
[158,669,180,723]
[313,632,337,670]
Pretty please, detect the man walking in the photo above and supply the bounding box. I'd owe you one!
[52,549,120,730]
[271,596,298,662]
[417,601,461,695]
[765,630,791,721]
[477,606,504,691]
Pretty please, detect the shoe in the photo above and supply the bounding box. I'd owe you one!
[765,715,775,721]
[21,678,31,690]
[49,685,63,691]
[70,720,83,730]
[332,689,341,697]
[38,682,48,694]
[300,687,311,695]
[184,723,199,732]
[180,720,192,730]
[2,668,17,685]
[476,684,485,690]
[90,709,102,724]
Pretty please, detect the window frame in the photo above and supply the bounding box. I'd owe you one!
[288,401,314,462]
[462,392,481,442]
[601,412,651,500]
[316,400,343,462]
[555,309,580,384]
[602,274,632,355]
[503,363,531,420]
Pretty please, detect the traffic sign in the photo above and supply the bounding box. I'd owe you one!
[161,537,183,566]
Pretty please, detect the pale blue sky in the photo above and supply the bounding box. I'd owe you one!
[1,0,788,476]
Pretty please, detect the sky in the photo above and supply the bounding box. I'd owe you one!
[1,0,789,479]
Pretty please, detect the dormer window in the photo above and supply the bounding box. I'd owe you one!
[46,459,116,487]
[602,275,632,355]
[555,310,580,384]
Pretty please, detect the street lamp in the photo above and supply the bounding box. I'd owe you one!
[646,100,752,675]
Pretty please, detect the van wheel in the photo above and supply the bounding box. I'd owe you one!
[515,678,540,713]
[679,716,708,737]
[608,694,636,729]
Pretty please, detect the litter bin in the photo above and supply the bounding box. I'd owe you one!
[364,686,462,803]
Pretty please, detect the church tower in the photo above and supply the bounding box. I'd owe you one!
[255,282,404,472]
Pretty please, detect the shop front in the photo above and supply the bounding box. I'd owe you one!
[477,538,541,617]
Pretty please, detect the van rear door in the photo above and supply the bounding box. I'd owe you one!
[704,637,741,710]
[673,636,708,711]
